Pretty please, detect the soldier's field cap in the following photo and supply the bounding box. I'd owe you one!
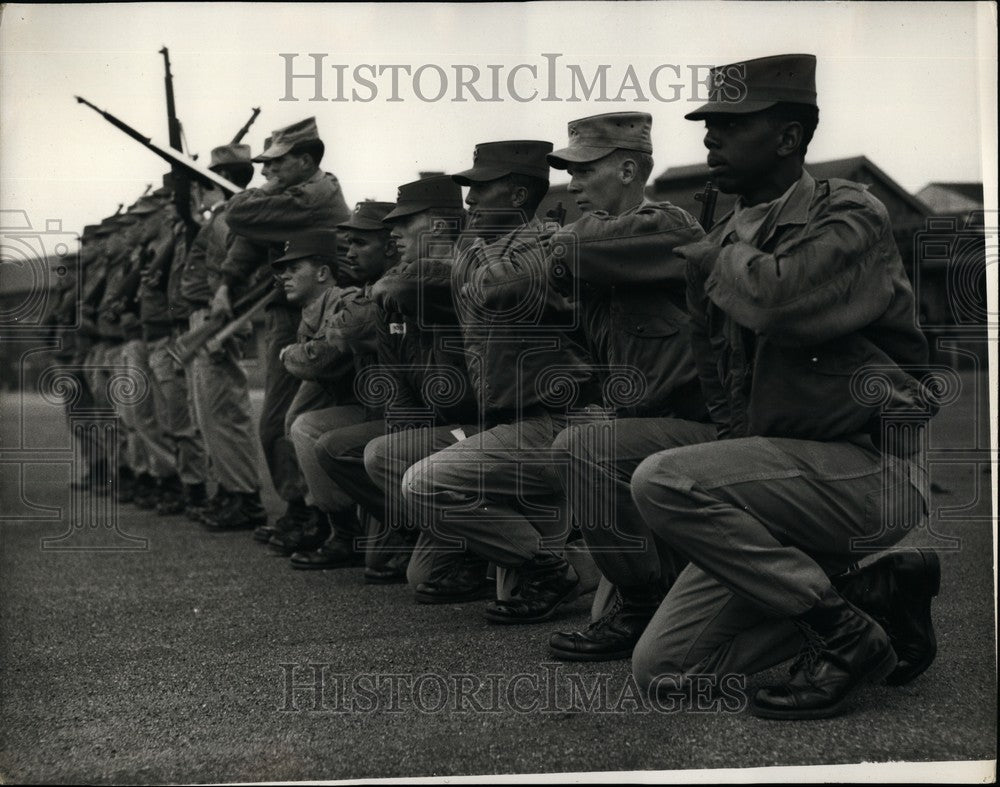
[452,140,553,185]
[82,224,101,240]
[382,175,463,222]
[271,229,339,270]
[685,54,817,120]
[338,201,396,232]
[254,118,321,162]
[210,143,253,170]
[547,112,652,170]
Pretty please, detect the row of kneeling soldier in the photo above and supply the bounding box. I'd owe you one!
[50,54,942,720]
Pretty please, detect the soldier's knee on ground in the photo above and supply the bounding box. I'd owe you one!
[630,628,685,695]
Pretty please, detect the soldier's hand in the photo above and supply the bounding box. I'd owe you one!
[210,284,233,319]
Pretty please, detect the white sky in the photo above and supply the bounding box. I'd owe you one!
[1,1,996,240]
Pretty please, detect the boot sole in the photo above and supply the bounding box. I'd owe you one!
[483,582,579,625]
[547,644,634,662]
[415,586,494,605]
[290,561,363,571]
[885,549,940,686]
[750,645,898,720]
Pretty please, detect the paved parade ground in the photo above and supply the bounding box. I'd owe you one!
[1,373,996,784]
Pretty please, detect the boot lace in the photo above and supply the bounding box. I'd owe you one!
[790,621,825,675]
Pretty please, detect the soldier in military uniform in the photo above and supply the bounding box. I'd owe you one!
[98,201,177,508]
[539,112,710,662]
[283,201,407,577]
[620,54,939,719]
[144,190,209,516]
[211,117,351,538]
[399,145,596,623]
[264,228,361,555]
[181,144,268,530]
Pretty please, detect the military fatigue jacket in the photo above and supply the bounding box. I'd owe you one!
[678,171,933,449]
[372,257,479,425]
[452,217,595,421]
[548,200,707,419]
[282,285,362,404]
[221,170,351,298]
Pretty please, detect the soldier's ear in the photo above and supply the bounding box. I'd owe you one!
[776,121,804,159]
[510,185,529,209]
[384,238,398,259]
[619,158,638,185]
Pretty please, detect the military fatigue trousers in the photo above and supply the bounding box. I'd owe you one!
[401,410,571,570]
[261,305,307,502]
[148,334,207,487]
[627,429,928,692]
[117,338,174,479]
[188,308,262,495]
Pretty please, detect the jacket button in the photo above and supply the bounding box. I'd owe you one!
[811,357,818,363]
[636,326,644,333]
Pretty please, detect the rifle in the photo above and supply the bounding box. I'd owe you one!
[694,181,719,231]
[75,96,243,194]
[545,201,567,226]
[166,278,276,365]
[159,46,196,240]
[232,108,261,144]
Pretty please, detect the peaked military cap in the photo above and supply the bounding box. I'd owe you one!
[382,175,463,222]
[451,140,553,185]
[685,54,817,120]
[271,228,339,270]
[338,201,396,232]
[210,143,253,169]
[548,112,652,170]
[254,118,321,162]
[81,224,101,241]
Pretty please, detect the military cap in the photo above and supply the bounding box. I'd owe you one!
[254,118,321,162]
[151,186,172,199]
[338,201,396,232]
[271,229,339,270]
[82,224,101,241]
[685,53,817,120]
[452,140,553,185]
[209,144,253,169]
[547,112,652,170]
[382,176,463,222]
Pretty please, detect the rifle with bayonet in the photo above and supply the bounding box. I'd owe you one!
[231,108,261,144]
[694,181,719,231]
[75,96,243,194]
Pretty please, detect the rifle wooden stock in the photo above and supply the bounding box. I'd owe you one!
[204,289,278,355]
[168,278,277,364]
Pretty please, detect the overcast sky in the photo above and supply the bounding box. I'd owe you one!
[1,1,996,241]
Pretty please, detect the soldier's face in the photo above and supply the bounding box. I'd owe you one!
[566,155,624,214]
[343,230,392,284]
[465,178,519,229]
[279,258,330,305]
[389,212,434,265]
[265,151,311,190]
[702,112,781,196]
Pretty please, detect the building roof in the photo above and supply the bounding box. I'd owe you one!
[920,182,984,204]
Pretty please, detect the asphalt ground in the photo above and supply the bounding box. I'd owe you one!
[0,372,995,784]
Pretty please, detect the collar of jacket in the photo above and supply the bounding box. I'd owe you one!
[299,285,340,336]
[710,169,816,246]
